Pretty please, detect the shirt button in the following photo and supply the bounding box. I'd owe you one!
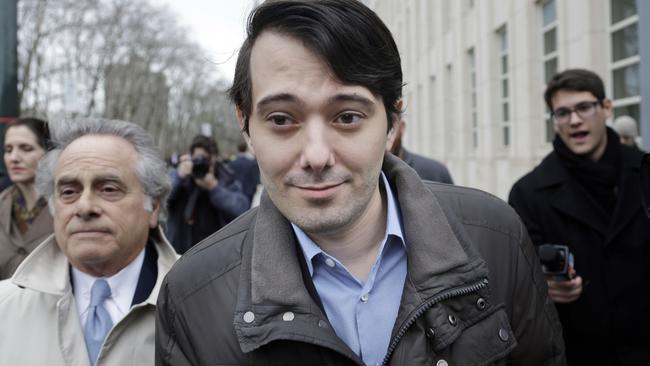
[324,258,336,268]
[360,293,369,302]
[282,311,295,321]
[436,360,448,366]
[243,311,255,323]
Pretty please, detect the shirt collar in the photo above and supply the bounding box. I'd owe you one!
[72,248,146,315]
[292,171,405,276]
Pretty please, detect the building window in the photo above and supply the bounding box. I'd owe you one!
[541,0,558,142]
[497,26,510,147]
[468,48,478,149]
[610,0,641,124]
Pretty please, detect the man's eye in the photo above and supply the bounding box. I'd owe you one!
[269,115,291,126]
[554,109,570,118]
[337,113,362,125]
[99,185,125,199]
[575,103,593,113]
[59,188,79,199]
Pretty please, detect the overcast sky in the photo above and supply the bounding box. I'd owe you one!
[153,0,256,82]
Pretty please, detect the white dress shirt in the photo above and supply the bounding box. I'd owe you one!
[72,248,146,328]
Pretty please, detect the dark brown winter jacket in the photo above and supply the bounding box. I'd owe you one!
[156,154,566,366]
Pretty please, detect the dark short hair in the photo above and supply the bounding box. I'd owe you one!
[544,69,606,111]
[190,135,219,156]
[7,117,50,150]
[228,0,403,134]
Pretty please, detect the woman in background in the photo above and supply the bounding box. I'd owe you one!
[0,117,52,279]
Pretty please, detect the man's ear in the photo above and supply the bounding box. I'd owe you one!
[148,198,161,229]
[236,107,255,155]
[386,119,399,151]
[602,98,613,119]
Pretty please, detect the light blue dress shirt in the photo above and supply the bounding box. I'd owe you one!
[292,172,407,366]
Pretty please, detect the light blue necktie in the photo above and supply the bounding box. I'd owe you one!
[84,279,113,365]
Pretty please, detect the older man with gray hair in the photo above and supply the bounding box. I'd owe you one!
[0,118,178,366]
[612,115,642,150]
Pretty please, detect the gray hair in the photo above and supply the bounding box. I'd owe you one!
[35,118,171,223]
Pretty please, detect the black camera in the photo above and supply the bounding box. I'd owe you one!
[537,244,574,281]
[191,156,211,179]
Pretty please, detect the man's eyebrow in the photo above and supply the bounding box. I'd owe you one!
[328,93,376,110]
[55,174,125,187]
[55,176,79,187]
[256,93,301,110]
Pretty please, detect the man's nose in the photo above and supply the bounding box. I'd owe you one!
[568,109,584,125]
[74,190,102,220]
[300,121,335,173]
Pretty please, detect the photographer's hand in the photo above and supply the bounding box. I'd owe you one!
[178,154,192,178]
[194,167,219,191]
[547,268,582,303]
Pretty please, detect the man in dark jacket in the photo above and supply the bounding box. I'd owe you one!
[166,135,249,254]
[156,1,565,365]
[389,118,454,184]
[509,69,650,365]
[228,140,260,204]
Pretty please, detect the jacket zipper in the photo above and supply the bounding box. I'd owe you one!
[380,277,489,366]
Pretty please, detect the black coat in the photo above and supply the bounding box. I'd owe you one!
[166,163,250,254]
[509,146,650,365]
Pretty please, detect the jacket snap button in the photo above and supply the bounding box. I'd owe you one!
[476,298,486,310]
[448,314,457,326]
[318,319,329,328]
[243,311,255,323]
[282,312,295,321]
[436,359,448,366]
[498,328,509,342]
[425,328,435,339]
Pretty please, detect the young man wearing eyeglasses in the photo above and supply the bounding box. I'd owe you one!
[509,68,650,365]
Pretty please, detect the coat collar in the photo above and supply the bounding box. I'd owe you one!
[531,147,643,243]
[234,153,488,358]
[11,226,178,306]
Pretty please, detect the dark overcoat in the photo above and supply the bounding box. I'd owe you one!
[509,145,650,365]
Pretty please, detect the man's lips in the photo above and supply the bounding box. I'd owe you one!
[296,183,343,191]
[569,131,589,140]
[294,182,344,199]
[70,229,110,235]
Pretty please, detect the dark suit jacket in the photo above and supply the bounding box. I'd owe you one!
[401,149,453,184]
[228,154,260,202]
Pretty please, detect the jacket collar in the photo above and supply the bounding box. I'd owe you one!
[531,148,642,243]
[235,153,488,358]
[11,226,178,306]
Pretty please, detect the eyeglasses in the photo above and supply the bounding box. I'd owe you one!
[552,101,601,124]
